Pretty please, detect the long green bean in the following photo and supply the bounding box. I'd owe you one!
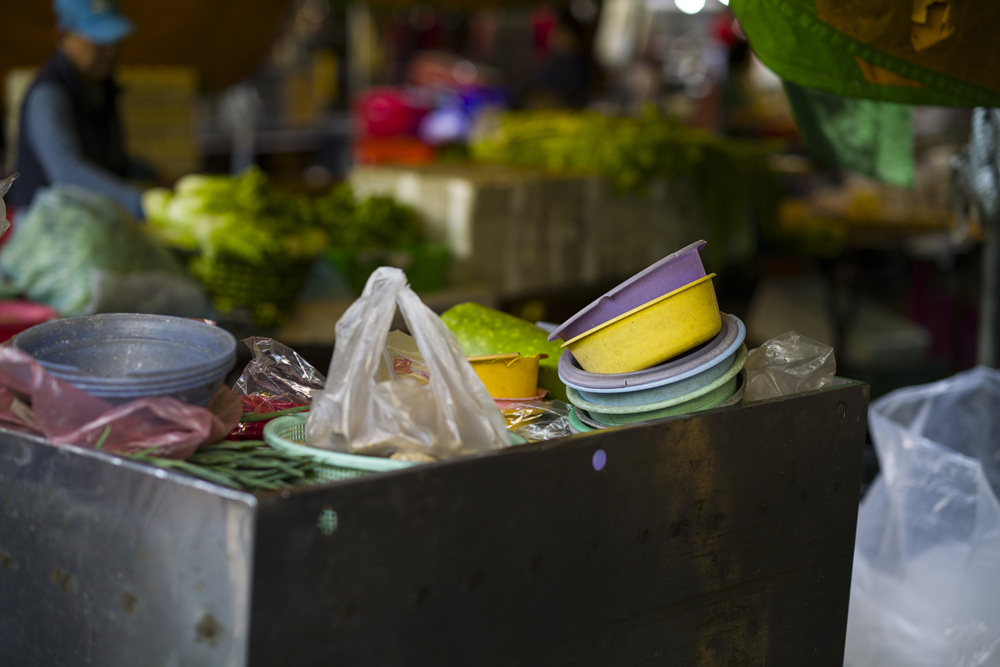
[129,439,319,491]
[239,405,310,423]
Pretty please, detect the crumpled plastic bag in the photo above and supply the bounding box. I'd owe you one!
[231,336,327,440]
[0,185,210,317]
[0,346,241,459]
[305,266,509,460]
[844,366,1000,667]
[500,397,571,442]
[742,330,836,402]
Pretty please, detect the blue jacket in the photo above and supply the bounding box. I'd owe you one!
[9,51,143,218]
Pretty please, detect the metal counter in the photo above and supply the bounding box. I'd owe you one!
[0,380,869,666]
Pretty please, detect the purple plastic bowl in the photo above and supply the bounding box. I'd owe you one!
[548,240,708,343]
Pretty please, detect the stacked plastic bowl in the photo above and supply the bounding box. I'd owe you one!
[12,313,237,407]
[548,240,748,432]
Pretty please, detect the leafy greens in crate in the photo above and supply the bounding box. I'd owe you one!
[143,167,426,268]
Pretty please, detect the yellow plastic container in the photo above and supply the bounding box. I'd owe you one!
[468,353,547,399]
[562,274,722,374]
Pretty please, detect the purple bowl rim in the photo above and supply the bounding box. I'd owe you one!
[558,313,746,392]
[559,273,717,349]
[548,239,707,342]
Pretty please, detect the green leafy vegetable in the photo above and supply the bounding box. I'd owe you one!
[0,186,209,316]
[469,107,781,260]
[144,169,428,324]
[145,168,427,267]
[313,183,424,251]
[144,166,328,265]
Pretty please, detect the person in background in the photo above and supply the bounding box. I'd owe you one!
[7,0,152,220]
[524,7,593,109]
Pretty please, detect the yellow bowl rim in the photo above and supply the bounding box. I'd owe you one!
[560,273,718,349]
[468,352,548,365]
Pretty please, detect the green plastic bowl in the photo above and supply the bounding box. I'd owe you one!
[567,345,746,426]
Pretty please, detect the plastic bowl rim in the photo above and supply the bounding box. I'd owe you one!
[558,313,746,394]
[560,273,717,349]
[548,239,707,342]
[566,344,747,414]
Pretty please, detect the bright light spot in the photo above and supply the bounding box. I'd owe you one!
[717,0,729,6]
[675,0,705,13]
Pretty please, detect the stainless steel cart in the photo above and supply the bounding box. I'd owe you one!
[0,379,868,666]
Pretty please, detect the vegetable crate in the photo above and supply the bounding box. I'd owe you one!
[0,379,869,666]
[195,253,314,328]
[348,163,710,298]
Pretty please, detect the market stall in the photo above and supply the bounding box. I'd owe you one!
[0,376,868,666]
[0,224,869,664]
[0,3,884,664]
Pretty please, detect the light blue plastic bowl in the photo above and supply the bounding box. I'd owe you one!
[566,344,747,420]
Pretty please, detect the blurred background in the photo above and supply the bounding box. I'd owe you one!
[0,0,985,408]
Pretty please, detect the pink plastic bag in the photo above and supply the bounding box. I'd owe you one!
[0,346,241,459]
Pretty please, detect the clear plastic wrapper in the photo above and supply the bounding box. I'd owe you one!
[305,267,509,460]
[743,330,835,402]
[0,346,240,459]
[231,336,327,440]
[234,336,327,402]
[845,366,1000,667]
[499,398,572,442]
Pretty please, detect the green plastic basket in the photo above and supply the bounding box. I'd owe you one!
[263,414,419,483]
[264,414,530,483]
[190,253,315,328]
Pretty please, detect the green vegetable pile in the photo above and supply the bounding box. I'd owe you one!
[441,302,567,402]
[143,168,427,324]
[469,106,781,255]
[143,167,325,265]
[0,186,210,317]
[131,438,320,492]
[312,182,425,251]
[143,167,426,265]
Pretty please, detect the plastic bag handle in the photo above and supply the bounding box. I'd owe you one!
[311,267,508,456]
[0,172,18,199]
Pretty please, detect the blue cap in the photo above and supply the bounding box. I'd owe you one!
[54,0,135,45]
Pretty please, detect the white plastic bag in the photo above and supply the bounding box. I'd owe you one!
[844,366,1000,667]
[305,267,509,459]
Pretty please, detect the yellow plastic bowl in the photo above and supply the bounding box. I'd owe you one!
[468,353,548,399]
[562,274,722,374]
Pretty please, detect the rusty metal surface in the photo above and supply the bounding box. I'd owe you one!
[0,380,868,666]
[0,432,256,667]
